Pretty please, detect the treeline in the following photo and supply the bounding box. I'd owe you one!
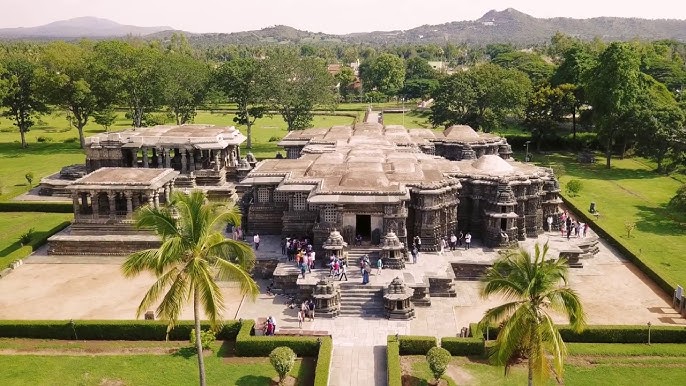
[1,33,685,171]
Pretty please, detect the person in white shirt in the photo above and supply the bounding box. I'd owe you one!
[253,234,260,250]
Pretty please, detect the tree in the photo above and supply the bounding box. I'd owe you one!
[524,85,575,151]
[586,42,643,169]
[405,57,438,81]
[430,64,531,131]
[93,108,117,132]
[426,347,451,384]
[478,243,586,386]
[161,52,210,125]
[552,44,596,138]
[269,346,296,385]
[334,65,357,102]
[491,51,556,86]
[215,58,265,148]
[39,41,99,148]
[261,52,335,130]
[359,53,405,97]
[91,41,164,127]
[0,49,50,148]
[122,191,259,386]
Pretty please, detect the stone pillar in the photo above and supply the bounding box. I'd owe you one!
[72,192,80,216]
[228,147,235,166]
[214,151,220,171]
[107,191,116,219]
[125,191,133,218]
[147,191,154,206]
[81,192,88,209]
[153,190,160,209]
[181,149,187,174]
[164,183,171,202]
[157,148,163,169]
[131,150,138,168]
[142,147,149,168]
[164,148,171,168]
[132,192,140,209]
[189,150,195,172]
[92,191,100,217]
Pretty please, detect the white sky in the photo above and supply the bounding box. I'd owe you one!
[2,0,686,34]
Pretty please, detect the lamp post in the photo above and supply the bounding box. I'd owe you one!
[525,141,531,163]
[402,98,405,127]
[647,321,652,345]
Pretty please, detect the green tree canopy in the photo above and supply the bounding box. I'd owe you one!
[478,243,586,386]
[160,52,210,125]
[359,53,405,97]
[122,191,259,386]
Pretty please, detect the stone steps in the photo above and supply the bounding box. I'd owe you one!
[338,284,384,317]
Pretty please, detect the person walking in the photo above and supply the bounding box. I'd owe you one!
[411,244,418,264]
[362,261,370,284]
[253,233,260,250]
[440,237,447,255]
[547,215,553,233]
[339,260,348,281]
[449,233,457,251]
[376,257,383,275]
[464,232,472,250]
[457,230,464,247]
[280,237,287,255]
[566,217,573,240]
[297,308,304,328]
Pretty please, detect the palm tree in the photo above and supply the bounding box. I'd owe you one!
[478,242,586,386]
[122,190,259,386]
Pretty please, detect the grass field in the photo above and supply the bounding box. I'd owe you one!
[405,345,686,386]
[0,212,71,267]
[540,153,686,290]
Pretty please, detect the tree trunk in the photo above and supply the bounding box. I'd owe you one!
[19,127,27,148]
[194,289,206,386]
[245,109,252,149]
[605,136,612,169]
[572,104,577,140]
[528,360,533,386]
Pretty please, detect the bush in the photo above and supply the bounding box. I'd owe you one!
[36,136,53,143]
[470,323,686,344]
[190,328,216,351]
[268,136,281,142]
[398,335,437,355]
[440,337,484,356]
[0,320,241,341]
[565,179,583,196]
[63,137,79,144]
[24,172,34,187]
[426,347,451,382]
[0,202,73,213]
[313,337,332,386]
[387,336,402,386]
[18,228,35,246]
[668,184,686,213]
[235,320,320,357]
[270,347,296,384]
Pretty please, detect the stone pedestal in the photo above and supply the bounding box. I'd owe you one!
[311,278,341,318]
[322,229,348,264]
[428,267,457,297]
[383,277,415,320]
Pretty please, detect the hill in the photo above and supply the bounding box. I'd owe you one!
[0,17,173,39]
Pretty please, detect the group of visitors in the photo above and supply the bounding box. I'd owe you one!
[225,222,243,241]
[263,316,276,336]
[297,299,316,327]
[558,211,588,240]
[327,254,349,281]
[439,231,472,254]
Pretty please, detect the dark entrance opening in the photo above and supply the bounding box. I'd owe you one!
[356,214,371,240]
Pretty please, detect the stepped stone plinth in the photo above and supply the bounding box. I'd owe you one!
[311,278,341,318]
[383,277,415,320]
[380,231,405,269]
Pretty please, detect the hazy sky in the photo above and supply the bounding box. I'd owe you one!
[3,0,686,34]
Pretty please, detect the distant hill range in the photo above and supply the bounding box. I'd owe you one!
[0,17,172,39]
[2,9,686,45]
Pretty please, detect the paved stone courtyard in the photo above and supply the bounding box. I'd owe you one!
[0,227,683,385]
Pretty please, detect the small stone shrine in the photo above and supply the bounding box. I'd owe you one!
[311,278,341,318]
[383,277,415,320]
[380,231,405,269]
[322,229,348,264]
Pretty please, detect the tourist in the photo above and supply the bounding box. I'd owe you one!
[265,316,276,336]
[560,212,567,236]
[281,237,287,255]
[333,258,340,277]
[376,257,383,275]
[300,261,306,278]
[582,222,588,237]
[307,251,313,273]
[464,232,472,250]
[440,237,447,255]
[253,233,260,250]
[547,215,553,233]
[339,260,348,281]
[362,260,370,284]
[457,230,464,246]
[413,235,422,251]
[297,308,304,328]
[307,299,316,320]
[566,217,573,240]
[449,233,457,250]
[411,244,418,264]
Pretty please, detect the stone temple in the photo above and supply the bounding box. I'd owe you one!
[240,122,561,252]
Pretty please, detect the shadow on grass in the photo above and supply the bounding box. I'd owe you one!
[295,357,316,386]
[634,204,686,236]
[172,346,198,359]
[0,142,84,157]
[235,375,272,386]
[541,154,663,181]
[216,340,236,357]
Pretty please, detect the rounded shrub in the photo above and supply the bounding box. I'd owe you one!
[426,346,451,383]
[189,328,216,351]
[269,346,296,384]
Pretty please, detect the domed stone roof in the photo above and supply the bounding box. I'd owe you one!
[471,155,514,175]
[443,125,480,140]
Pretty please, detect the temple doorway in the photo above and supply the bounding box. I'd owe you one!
[356,214,371,240]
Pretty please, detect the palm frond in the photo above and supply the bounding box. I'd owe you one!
[192,259,226,329]
[122,249,160,277]
[545,287,587,332]
[134,267,180,318]
[133,205,179,238]
[155,269,190,328]
[214,257,260,301]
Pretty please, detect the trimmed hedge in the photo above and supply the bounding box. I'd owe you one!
[470,323,686,344]
[0,320,241,341]
[387,335,402,386]
[398,335,437,355]
[0,202,72,213]
[235,320,322,357]
[440,337,484,356]
[561,196,674,296]
[505,132,599,153]
[1,220,71,269]
[313,336,333,386]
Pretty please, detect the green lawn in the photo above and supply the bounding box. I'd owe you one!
[540,153,686,290]
[0,212,72,267]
